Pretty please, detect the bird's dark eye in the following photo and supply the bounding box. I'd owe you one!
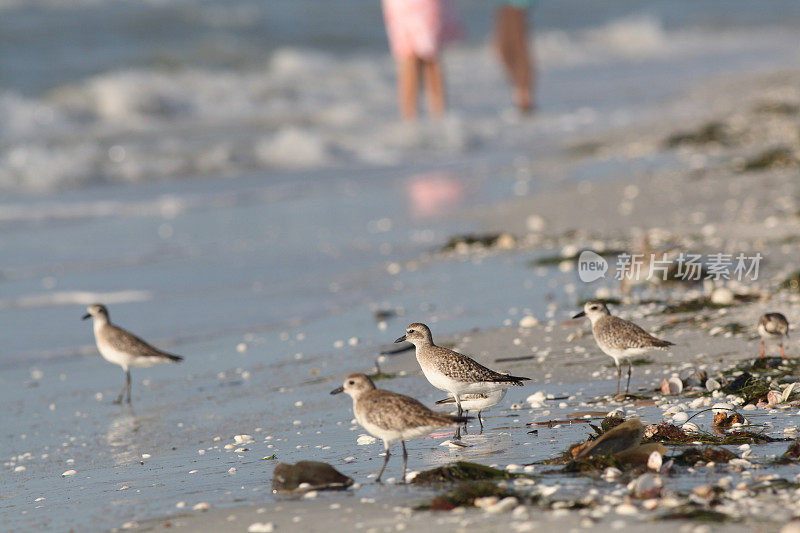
[348,380,354,385]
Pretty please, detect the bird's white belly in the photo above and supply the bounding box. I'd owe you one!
[602,346,650,364]
[97,341,133,368]
[419,364,504,396]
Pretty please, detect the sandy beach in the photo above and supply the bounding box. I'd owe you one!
[94,67,800,533]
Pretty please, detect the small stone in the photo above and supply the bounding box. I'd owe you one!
[193,502,211,511]
[248,523,275,533]
[357,434,377,445]
[61,470,76,477]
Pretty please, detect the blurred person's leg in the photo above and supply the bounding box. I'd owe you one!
[495,3,534,113]
[422,59,446,117]
[398,55,420,120]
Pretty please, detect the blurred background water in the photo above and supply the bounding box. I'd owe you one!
[1,0,799,193]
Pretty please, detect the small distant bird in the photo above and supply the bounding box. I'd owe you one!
[758,312,789,358]
[436,388,506,433]
[573,301,674,395]
[331,373,469,482]
[395,322,529,440]
[83,304,183,404]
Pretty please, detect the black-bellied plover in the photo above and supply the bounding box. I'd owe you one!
[758,312,789,358]
[331,372,469,482]
[395,322,529,439]
[573,301,673,395]
[83,304,183,404]
[436,388,506,433]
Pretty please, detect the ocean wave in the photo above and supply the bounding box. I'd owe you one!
[0,16,795,193]
[0,290,153,311]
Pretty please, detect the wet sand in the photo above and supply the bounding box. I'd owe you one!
[120,69,800,532]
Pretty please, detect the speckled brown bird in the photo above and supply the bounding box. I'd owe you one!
[758,312,790,358]
[395,322,529,439]
[574,301,673,395]
[83,303,183,404]
[331,373,469,482]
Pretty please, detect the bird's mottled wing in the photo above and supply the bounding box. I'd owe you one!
[429,345,510,383]
[764,314,789,335]
[104,324,176,359]
[360,390,453,432]
[595,315,672,350]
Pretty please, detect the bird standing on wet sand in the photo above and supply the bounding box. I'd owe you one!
[436,388,506,433]
[573,301,674,396]
[83,304,183,404]
[395,322,530,440]
[758,312,789,358]
[331,373,470,483]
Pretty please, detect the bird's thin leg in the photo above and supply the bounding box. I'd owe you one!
[626,361,632,394]
[462,410,469,435]
[401,441,408,484]
[125,369,132,404]
[760,341,765,358]
[478,411,484,433]
[780,343,787,359]
[453,395,462,440]
[376,442,391,483]
[615,362,621,395]
[114,371,127,404]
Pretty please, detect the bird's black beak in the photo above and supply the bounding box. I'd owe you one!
[394,335,406,343]
[572,311,586,319]
[82,313,91,320]
[330,386,344,395]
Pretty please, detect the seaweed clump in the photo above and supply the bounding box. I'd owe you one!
[411,461,521,484]
[657,505,730,522]
[420,481,520,511]
[776,440,800,464]
[673,447,737,465]
[723,372,771,404]
[664,121,730,148]
[739,146,798,172]
[440,233,516,253]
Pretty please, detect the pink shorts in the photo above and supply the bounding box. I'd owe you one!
[381,0,461,60]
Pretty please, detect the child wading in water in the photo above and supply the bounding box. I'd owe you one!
[381,0,460,120]
[494,0,536,113]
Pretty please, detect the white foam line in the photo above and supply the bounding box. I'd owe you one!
[0,290,153,310]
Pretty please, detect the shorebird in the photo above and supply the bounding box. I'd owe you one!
[331,373,469,482]
[83,304,183,404]
[573,301,673,395]
[436,388,506,433]
[395,322,529,439]
[758,312,789,358]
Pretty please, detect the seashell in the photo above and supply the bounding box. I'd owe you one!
[682,422,701,434]
[628,473,662,499]
[767,390,783,406]
[710,287,734,305]
[647,451,663,472]
[661,377,683,395]
[712,402,735,415]
[603,467,623,481]
[671,411,689,423]
[705,378,721,392]
[783,383,796,403]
